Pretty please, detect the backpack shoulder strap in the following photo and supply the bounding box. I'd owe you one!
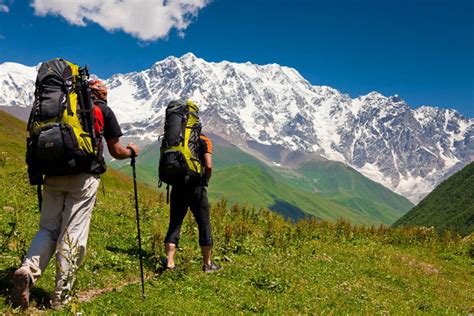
[37,184,42,212]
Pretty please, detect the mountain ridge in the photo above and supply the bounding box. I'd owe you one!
[393,162,474,236]
[0,54,472,203]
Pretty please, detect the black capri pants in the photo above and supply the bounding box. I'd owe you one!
[164,184,213,246]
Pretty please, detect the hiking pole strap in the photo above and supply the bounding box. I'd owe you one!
[129,147,136,167]
[37,184,42,212]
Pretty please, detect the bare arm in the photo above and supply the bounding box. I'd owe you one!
[203,152,212,182]
[106,138,140,160]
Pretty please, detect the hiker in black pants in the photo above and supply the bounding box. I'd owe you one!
[163,134,221,272]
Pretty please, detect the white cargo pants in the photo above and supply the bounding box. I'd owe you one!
[21,173,100,301]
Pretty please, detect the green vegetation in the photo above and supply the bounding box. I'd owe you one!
[394,162,474,236]
[1,109,473,314]
[295,161,412,217]
[210,164,360,222]
[115,139,413,225]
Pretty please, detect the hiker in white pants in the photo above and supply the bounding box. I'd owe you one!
[12,80,140,309]
[22,174,100,303]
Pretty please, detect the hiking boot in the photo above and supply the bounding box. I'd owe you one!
[51,295,72,310]
[12,267,31,309]
[203,262,222,273]
[51,298,63,310]
[51,291,72,310]
[160,256,178,271]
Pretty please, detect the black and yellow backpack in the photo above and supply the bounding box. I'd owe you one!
[158,100,203,189]
[26,58,98,185]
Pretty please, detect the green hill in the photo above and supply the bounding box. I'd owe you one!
[393,162,474,236]
[277,160,412,224]
[115,137,413,225]
[0,109,473,314]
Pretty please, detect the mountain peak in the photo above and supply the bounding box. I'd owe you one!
[363,91,386,99]
[180,52,198,61]
[0,62,36,77]
[389,94,403,103]
[155,52,202,67]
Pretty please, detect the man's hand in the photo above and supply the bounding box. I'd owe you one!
[127,143,140,157]
[106,138,140,160]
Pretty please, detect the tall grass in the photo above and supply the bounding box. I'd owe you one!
[148,196,473,274]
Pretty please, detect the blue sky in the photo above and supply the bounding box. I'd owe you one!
[0,0,473,117]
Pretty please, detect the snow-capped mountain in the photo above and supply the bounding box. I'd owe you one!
[0,62,36,120]
[0,62,36,105]
[1,54,472,203]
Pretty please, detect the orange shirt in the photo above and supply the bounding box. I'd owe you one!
[199,134,213,156]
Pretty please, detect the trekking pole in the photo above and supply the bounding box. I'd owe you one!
[130,147,146,299]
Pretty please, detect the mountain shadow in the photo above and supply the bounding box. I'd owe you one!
[269,197,310,222]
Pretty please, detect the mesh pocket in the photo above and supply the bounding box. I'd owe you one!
[188,125,201,158]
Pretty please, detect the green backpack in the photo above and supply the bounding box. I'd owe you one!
[26,58,97,185]
[158,100,203,188]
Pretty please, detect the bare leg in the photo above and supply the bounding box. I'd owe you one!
[165,242,177,268]
[201,245,212,266]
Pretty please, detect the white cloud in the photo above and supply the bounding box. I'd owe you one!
[31,0,210,41]
[0,4,9,13]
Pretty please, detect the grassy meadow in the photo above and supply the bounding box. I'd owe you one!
[0,109,473,314]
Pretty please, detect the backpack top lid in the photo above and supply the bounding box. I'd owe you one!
[166,99,199,113]
[36,58,77,85]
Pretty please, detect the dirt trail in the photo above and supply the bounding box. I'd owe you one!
[76,277,145,302]
[399,254,440,275]
[20,274,153,313]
